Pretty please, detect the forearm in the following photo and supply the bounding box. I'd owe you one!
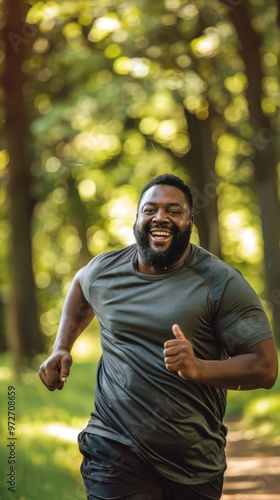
[52,316,91,353]
[39,268,94,391]
[195,354,272,390]
[194,340,278,390]
[165,328,278,390]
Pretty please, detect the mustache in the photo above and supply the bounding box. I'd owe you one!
[146,223,177,234]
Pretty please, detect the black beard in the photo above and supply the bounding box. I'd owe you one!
[133,223,192,269]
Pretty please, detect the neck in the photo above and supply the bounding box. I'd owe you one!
[137,244,192,275]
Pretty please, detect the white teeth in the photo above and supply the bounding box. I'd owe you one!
[151,231,171,237]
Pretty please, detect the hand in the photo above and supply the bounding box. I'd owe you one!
[163,324,200,380]
[39,350,72,391]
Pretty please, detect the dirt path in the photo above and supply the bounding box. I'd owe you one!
[222,419,280,499]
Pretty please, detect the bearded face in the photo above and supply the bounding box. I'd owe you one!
[133,185,193,270]
[133,220,192,269]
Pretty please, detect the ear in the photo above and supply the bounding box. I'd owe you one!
[189,214,194,229]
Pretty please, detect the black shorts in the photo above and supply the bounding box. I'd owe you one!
[78,432,223,500]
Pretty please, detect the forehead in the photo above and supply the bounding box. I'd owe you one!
[139,184,188,208]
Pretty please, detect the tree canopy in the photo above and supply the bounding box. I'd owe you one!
[1,0,280,365]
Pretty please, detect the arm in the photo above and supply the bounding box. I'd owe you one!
[164,324,278,390]
[39,268,95,391]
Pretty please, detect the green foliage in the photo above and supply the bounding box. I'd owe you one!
[1,0,279,349]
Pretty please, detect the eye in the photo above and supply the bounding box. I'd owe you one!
[168,209,181,215]
[143,207,156,214]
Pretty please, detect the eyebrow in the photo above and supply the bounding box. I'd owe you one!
[141,202,185,210]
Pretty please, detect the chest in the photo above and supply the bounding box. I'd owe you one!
[89,270,217,355]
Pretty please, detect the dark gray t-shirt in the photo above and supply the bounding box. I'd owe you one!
[81,244,273,484]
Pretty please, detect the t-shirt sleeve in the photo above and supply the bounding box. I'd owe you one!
[215,272,273,356]
[80,258,96,304]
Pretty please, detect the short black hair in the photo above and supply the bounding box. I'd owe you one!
[139,173,193,212]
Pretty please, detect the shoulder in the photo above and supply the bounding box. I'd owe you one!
[189,245,240,281]
[79,244,137,302]
[188,245,260,305]
[83,244,137,277]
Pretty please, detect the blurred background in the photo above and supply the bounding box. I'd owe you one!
[0,0,279,498]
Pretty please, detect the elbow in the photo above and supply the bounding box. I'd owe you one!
[261,364,278,389]
[244,339,279,390]
[257,341,279,389]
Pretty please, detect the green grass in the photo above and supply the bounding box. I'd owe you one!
[0,349,99,500]
[226,361,280,439]
[1,344,279,499]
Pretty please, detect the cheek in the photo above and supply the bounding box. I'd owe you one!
[134,220,148,237]
[181,220,192,231]
[137,217,150,229]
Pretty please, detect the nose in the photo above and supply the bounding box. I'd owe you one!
[152,208,168,223]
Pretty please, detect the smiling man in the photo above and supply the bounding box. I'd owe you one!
[39,173,278,500]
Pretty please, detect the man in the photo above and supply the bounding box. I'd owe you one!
[39,173,278,500]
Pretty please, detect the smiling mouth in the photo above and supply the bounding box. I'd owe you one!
[150,229,173,241]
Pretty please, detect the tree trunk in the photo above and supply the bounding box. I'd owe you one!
[225,0,280,341]
[2,0,45,368]
[0,297,8,352]
[185,110,221,258]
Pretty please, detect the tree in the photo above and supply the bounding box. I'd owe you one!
[222,0,280,338]
[1,0,279,359]
[2,0,44,368]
